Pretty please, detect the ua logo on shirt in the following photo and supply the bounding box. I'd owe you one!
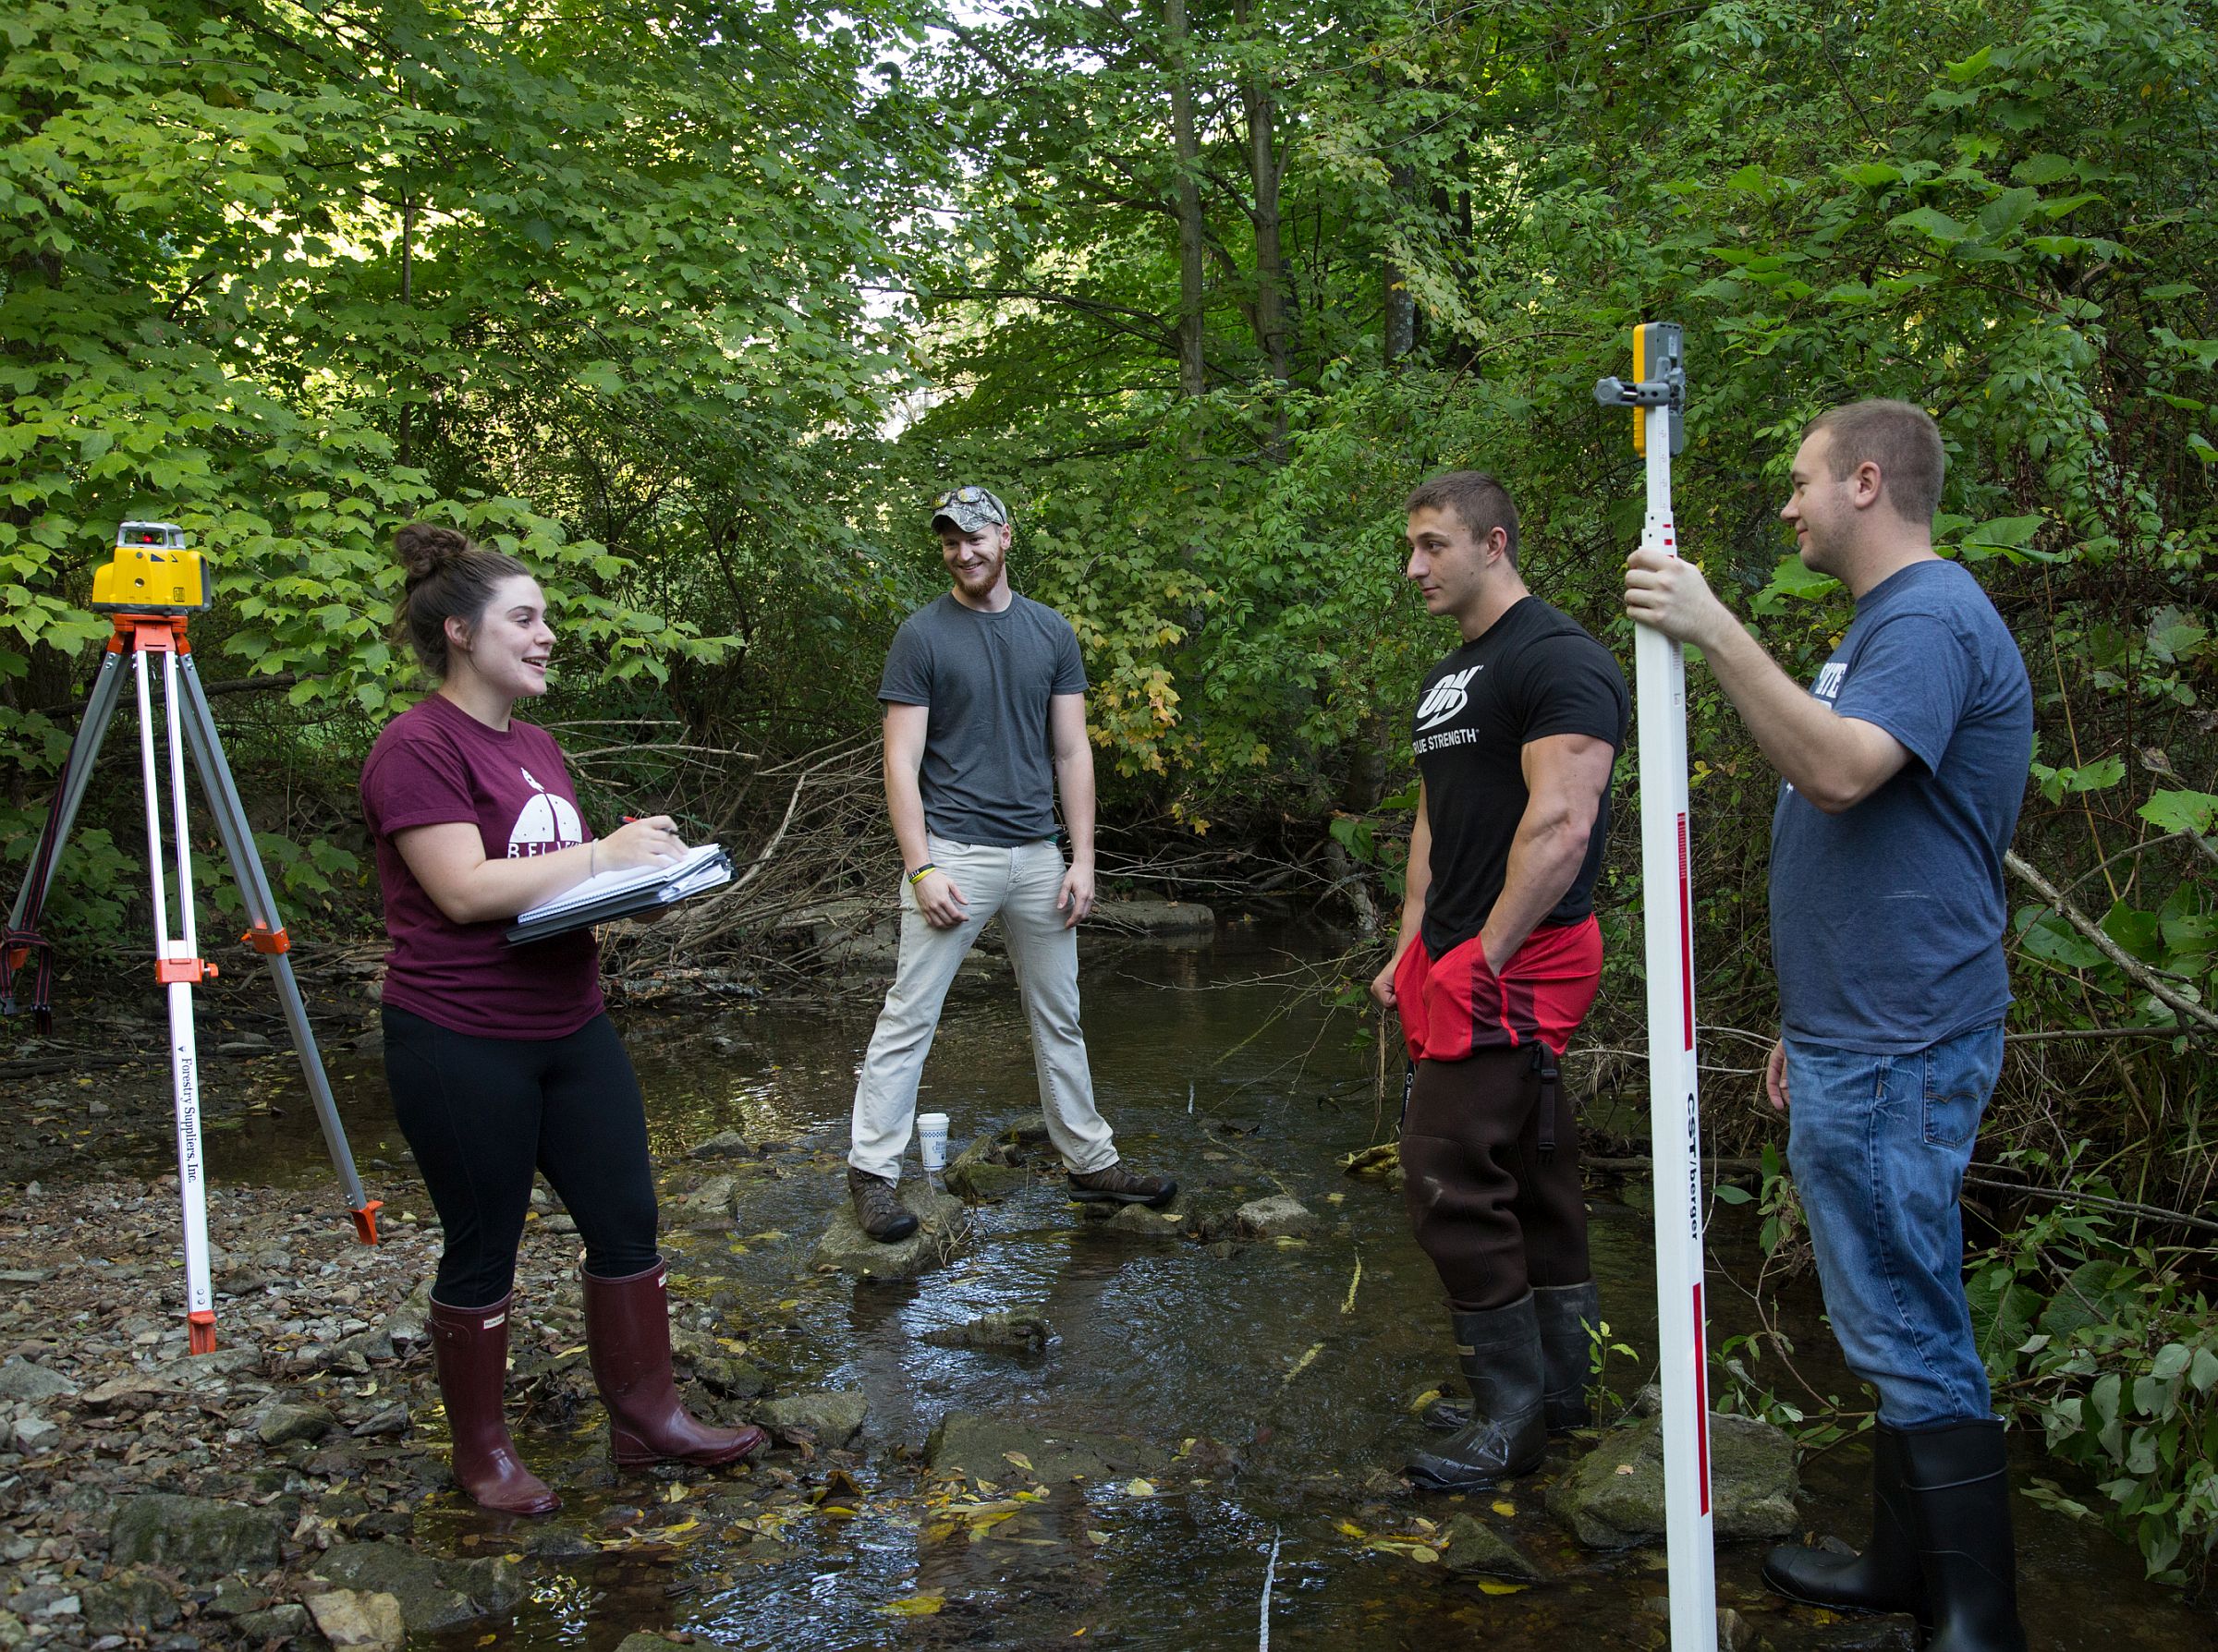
[1416,664,1485,732]
[508,766,582,857]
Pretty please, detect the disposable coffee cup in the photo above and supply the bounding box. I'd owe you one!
[918,1111,950,1173]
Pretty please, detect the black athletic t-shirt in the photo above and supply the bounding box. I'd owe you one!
[1412,596,1629,956]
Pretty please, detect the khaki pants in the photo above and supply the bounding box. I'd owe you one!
[847,834,1117,1183]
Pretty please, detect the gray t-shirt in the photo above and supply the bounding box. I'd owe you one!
[1769,559,2033,1053]
[878,592,1088,846]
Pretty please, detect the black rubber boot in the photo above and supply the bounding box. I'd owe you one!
[1423,1279,1597,1435]
[1762,1424,1925,1623]
[1533,1280,1598,1431]
[1902,1418,2027,1652]
[1406,1293,1547,1492]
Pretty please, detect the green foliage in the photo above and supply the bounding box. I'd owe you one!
[1,0,928,943]
[1968,1156,2218,1586]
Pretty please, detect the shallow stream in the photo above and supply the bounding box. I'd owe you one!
[191,920,2207,1651]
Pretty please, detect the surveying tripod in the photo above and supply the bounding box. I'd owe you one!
[1596,326,1719,1650]
[5,523,379,1355]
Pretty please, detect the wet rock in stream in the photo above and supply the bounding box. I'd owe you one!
[944,1135,1034,1201]
[920,1311,1054,1356]
[1435,1512,1544,1581]
[925,1412,1167,1485]
[812,1182,969,1280]
[1547,1407,1798,1548]
[755,1388,868,1448]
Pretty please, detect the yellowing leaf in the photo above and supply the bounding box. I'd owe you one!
[1335,1521,1367,1538]
[874,1594,944,1617]
[1491,1500,1516,1518]
[1479,1581,1529,1596]
[1124,1478,1156,1498]
[1004,1451,1034,1472]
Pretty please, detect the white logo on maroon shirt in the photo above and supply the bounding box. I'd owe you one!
[508,766,582,857]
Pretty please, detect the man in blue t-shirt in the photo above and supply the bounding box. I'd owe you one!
[1625,400,2031,1649]
[844,485,1176,1243]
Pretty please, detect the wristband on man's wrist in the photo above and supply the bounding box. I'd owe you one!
[907,862,937,885]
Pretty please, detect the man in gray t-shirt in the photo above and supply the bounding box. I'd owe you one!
[1625,401,2030,1647]
[843,485,1177,1243]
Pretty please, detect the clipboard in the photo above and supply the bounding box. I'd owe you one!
[506,843,732,944]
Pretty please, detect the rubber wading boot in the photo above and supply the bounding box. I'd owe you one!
[1066,1161,1177,1208]
[848,1166,920,1242]
[427,1293,560,1515]
[581,1260,769,1471]
[1762,1424,1925,1626]
[1424,1279,1600,1435]
[1901,1417,2028,1652]
[1406,1292,1548,1492]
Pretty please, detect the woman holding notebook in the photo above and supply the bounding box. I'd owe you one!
[359,522,764,1515]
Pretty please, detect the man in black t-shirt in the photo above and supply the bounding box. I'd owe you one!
[1371,470,1628,1492]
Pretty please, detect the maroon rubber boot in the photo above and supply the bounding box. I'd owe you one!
[581,1260,769,1470]
[426,1293,560,1515]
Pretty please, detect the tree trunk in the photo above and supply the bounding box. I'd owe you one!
[1232,0,1290,386]
[1166,0,1206,397]
[1383,162,1417,366]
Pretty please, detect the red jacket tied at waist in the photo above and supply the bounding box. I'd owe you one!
[1394,915,1603,1063]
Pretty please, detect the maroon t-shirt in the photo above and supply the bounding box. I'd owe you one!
[360,692,603,1039]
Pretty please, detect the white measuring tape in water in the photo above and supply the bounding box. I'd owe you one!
[1597,322,1718,1649]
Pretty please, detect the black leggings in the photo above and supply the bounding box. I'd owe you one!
[1400,1046,1590,1312]
[382,1006,660,1308]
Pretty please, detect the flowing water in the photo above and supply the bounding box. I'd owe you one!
[199,920,2209,1651]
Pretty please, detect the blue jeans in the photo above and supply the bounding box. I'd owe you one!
[1785,1021,2005,1427]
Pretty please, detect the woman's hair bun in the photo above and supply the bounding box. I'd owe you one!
[394,521,473,583]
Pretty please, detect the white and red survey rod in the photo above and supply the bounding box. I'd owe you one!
[1598,322,1717,1650]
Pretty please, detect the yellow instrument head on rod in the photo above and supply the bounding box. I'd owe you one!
[1630,322,1686,457]
[90,521,211,614]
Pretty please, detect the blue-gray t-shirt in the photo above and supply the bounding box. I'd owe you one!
[878,592,1088,847]
[1769,559,2032,1053]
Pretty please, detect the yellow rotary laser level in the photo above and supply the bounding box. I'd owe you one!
[91,520,211,613]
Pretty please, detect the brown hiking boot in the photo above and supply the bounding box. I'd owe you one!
[1066,1161,1177,1208]
[847,1166,920,1242]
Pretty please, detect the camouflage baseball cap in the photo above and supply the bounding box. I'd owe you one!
[929,484,1009,533]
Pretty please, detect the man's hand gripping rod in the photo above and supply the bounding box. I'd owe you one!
[1598,323,1718,1652]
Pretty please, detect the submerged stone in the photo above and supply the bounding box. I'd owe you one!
[1435,1512,1543,1580]
[689,1130,755,1160]
[920,1311,1054,1354]
[1546,1410,1798,1548]
[925,1412,1165,1485]
[1079,1198,1188,1241]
